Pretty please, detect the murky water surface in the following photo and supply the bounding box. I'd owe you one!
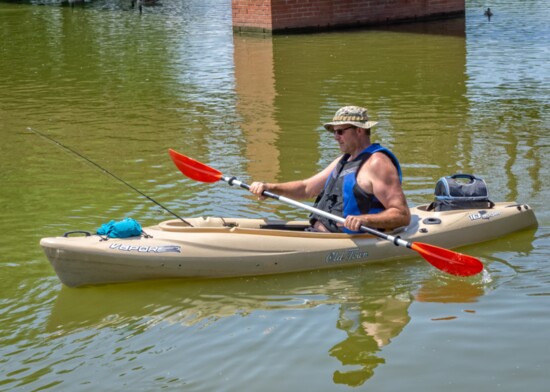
[1,0,549,390]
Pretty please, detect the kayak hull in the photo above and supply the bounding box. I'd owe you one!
[40,202,538,287]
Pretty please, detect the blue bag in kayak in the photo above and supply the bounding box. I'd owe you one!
[97,218,142,238]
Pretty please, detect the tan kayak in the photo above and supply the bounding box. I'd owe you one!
[40,202,537,287]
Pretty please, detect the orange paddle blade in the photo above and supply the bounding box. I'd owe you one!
[169,149,222,183]
[410,242,483,277]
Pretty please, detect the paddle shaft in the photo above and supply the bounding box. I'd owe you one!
[223,176,410,248]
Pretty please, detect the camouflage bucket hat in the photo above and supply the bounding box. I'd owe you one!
[323,106,378,131]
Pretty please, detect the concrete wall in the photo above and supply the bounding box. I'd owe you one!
[232,0,465,34]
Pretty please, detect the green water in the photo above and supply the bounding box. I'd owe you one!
[1,1,549,390]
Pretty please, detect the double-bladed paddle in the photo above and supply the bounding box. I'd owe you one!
[168,149,483,277]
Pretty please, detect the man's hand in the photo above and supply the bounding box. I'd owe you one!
[249,182,269,200]
[344,215,366,232]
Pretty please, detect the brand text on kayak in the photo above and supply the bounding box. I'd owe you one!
[109,244,182,253]
[326,248,369,263]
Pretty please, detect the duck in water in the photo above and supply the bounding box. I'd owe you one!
[484,7,493,21]
[131,0,161,14]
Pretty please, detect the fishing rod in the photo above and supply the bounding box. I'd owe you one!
[28,127,191,225]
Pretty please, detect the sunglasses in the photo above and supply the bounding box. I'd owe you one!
[331,126,355,135]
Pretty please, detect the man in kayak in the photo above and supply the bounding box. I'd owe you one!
[249,106,411,233]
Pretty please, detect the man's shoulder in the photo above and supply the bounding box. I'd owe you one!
[365,150,393,164]
[358,152,397,179]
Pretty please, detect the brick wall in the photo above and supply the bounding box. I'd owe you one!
[232,0,273,32]
[232,0,465,33]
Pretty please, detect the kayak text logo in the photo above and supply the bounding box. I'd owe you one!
[468,211,501,221]
[109,244,181,253]
[326,248,368,263]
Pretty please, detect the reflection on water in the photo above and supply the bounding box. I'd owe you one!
[330,294,411,386]
[41,267,486,388]
[40,269,419,388]
[46,270,402,333]
[415,276,485,303]
[234,35,280,182]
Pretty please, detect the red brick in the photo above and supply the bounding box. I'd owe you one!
[232,0,464,32]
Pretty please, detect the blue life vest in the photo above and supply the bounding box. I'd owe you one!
[310,143,402,233]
